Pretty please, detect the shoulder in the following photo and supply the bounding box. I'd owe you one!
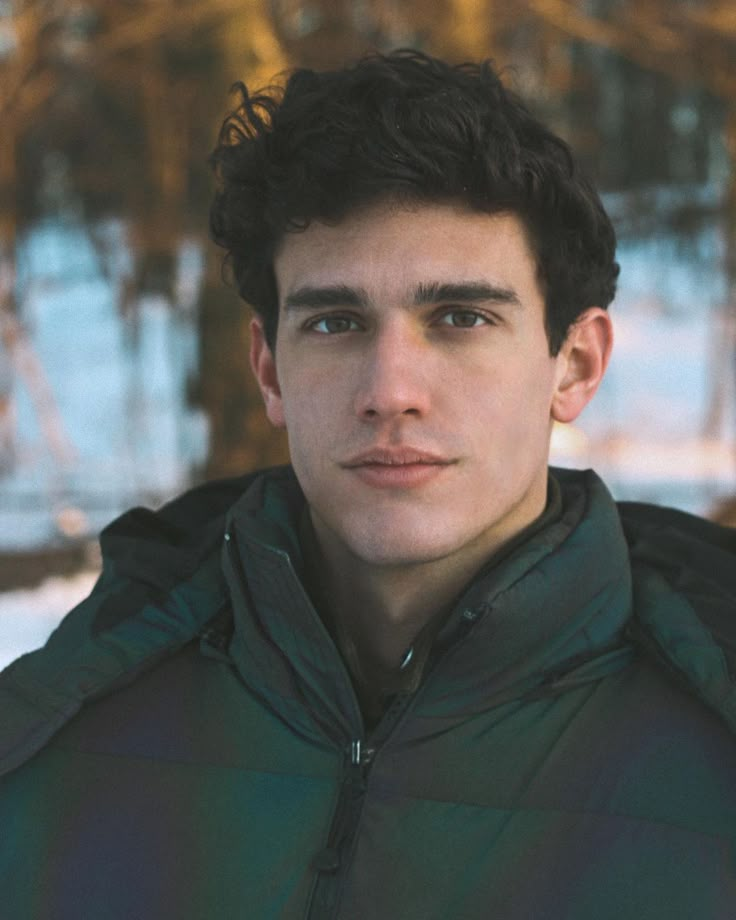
[618,499,736,734]
[0,469,289,778]
[619,500,736,571]
[618,499,736,611]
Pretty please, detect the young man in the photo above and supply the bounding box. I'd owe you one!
[2,51,736,919]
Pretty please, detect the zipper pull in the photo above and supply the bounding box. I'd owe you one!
[349,739,375,769]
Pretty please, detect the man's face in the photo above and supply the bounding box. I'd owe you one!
[253,201,575,569]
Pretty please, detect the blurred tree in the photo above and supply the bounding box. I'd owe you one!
[0,0,58,315]
[521,0,736,442]
[2,0,735,481]
[0,0,290,480]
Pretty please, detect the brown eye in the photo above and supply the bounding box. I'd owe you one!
[439,310,487,328]
[309,316,359,334]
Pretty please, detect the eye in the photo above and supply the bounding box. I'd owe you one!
[306,315,361,334]
[437,310,492,328]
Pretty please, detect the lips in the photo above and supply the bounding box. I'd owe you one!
[342,448,452,467]
[341,447,455,489]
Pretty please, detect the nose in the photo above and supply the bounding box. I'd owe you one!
[352,322,432,421]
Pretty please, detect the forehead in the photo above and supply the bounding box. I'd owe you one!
[273,201,542,307]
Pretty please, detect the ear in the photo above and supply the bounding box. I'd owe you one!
[551,307,613,424]
[249,317,286,429]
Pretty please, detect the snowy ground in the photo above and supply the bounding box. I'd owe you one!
[1,211,735,670]
[1,219,208,550]
[0,570,98,671]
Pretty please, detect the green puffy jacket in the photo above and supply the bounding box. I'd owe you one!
[1,466,736,919]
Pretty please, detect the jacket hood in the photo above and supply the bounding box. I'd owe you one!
[0,473,254,777]
[619,500,736,733]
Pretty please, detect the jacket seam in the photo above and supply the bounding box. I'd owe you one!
[43,743,340,778]
[352,788,736,843]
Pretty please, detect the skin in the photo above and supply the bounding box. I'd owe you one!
[250,201,613,670]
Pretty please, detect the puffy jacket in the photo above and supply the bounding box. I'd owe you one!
[1,465,736,919]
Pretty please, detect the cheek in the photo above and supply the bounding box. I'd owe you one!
[280,386,338,471]
[278,352,359,452]
[508,346,557,402]
[464,362,556,446]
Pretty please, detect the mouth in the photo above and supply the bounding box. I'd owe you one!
[342,448,452,467]
[341,448,456,489]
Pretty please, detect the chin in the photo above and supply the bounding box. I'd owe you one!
[341,522,467,568]
[348,545,452,569]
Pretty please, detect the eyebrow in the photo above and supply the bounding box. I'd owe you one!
[284,284,369,311]
[283,281,521,312]
[413,281,521,308]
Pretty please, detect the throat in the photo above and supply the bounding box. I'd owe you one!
[326,591,449,731]
[298,507,459,725]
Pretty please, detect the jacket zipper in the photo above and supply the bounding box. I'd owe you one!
[303,610,483,920]
[305,739,375,920]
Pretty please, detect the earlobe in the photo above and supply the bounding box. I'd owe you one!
[249,317,286,429]
[551,308,613,424]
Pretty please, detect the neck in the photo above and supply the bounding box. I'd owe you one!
[306,486,551,673]
[315,545,475,669]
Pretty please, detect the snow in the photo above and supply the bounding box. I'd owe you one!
[549,218,736,513]
[0,570,98,671]
[1,218,208,551]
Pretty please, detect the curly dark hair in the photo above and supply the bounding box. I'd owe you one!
[209,50,618,355]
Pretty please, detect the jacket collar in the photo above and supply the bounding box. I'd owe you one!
[223,468,361,745]
[223,466,634,741]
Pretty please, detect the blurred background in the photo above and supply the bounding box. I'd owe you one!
[1,0,735,665]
